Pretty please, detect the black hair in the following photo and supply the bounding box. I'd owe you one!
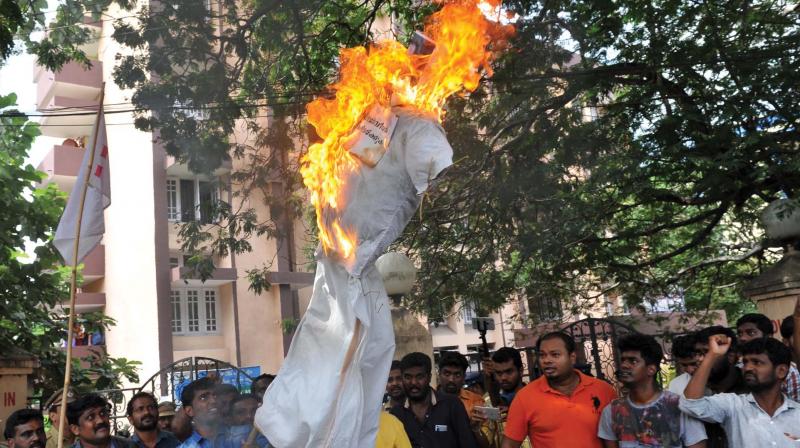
[400,352,432,375]
[671,333,697,359]
[536,331,576,354]
[618,333,663,367]
[438,351,468,373]
[214,383,239,396]
[740,337,792,368]
[126,391,157,417]
[231,393,259,407]
[66,394,110,426]
[781,316,794,340]
[736,313,774,336]
[253,373,275,383]
[181,377,216,407]
[492,347,523,371]
[4,409,43,440]
[696,326,737,349]
[390,360,401,372]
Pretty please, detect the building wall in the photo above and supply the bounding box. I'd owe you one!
[97,4,169,385]
[32,4,317,384]
[429,300,522,355]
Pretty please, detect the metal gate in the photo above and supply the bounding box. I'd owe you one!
[100,357,255,435]
[559,317,639,389]
[138,356,256,405]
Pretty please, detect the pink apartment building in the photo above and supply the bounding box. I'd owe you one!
[33,10,314,383]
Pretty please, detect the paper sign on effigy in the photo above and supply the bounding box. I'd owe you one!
[343,103,397,167]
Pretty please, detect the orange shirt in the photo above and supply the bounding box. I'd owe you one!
[504,371,616,448]
[458,388,485,418]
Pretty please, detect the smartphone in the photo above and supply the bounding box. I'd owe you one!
[475,406,502,421]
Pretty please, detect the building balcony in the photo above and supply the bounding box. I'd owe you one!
[165,155,232,178]
[37,144,86,192]
[71,292,106,312]
[171,266,237,287]
[263,271,315,289]
[34,59,103,138]
[83,245,105,284]
[34,59,103,106]
[70,344,106,361]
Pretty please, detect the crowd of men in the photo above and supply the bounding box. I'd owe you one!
[2,374,276,448]
[5,310,800,448]
[380,310,800,448]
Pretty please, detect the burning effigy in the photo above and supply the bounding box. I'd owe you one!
[254,2,513,446]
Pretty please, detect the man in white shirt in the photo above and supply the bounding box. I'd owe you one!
[667,333,701,396]
[680,335,800,447]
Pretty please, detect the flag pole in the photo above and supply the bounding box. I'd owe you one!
[56,83,105,448]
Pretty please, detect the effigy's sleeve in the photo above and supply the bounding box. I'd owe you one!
[402,118,453,194]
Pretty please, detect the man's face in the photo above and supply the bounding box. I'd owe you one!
[695,339,731,380]
[128,397,158,432]
[48,409,60,428]
[438,365,465,395]
[617,350,653,386]
[230,398,258,426]
[185,388,219,425]
[737,323,765,344]
[217,392,236,421]
[7,419,46,448]
[157,415,173,432]
[386,369,404,401]
[70,405,111,446]
[402,366,431,401]
[742,352,785,392]
[538,338,576,381]
[252,378,272,401]
[676,356,699,376]
[493,360,521,393]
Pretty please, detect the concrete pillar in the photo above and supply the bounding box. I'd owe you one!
[391,306,434,361]
[744,247,800,327]
[0,351,39,424]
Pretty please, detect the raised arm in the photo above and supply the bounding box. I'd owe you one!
[685,334,730,399]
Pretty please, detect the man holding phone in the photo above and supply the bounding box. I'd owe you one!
[476,348,529,448]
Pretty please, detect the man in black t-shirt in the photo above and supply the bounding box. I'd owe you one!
[390,352,477,448]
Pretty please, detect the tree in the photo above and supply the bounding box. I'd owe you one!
[403,0,799,321]
[1,0,137,69]
[0,94,140,398]
[110,0,800,323]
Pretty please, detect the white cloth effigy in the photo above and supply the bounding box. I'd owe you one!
[254,107,453,447]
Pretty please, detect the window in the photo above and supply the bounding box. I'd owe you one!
[187,290,200,332]
[528,296,563,322]
[462,303,477,327]
[166,177,219,224]
[204,290,217,331]
[167,179,179,220]
[171,290,182,332]
[171,287,221,335]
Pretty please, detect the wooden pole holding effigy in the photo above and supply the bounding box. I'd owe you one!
[56,84,106,448]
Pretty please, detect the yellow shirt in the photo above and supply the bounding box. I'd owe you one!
[375,411,411,448]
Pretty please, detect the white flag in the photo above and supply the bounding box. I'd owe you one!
[54,107,110,266]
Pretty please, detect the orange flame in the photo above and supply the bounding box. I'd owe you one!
[301,0,514,261]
